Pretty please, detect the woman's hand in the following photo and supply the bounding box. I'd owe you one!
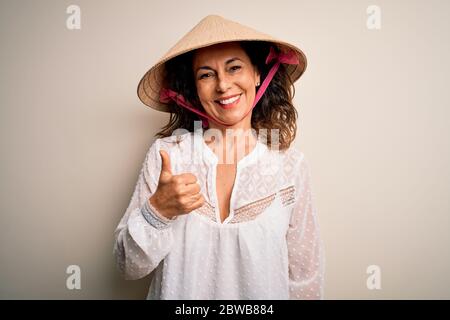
[149,150,205,220]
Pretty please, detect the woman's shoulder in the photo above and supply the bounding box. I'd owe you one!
[150,131,192,147]
[148,131,194,158]
[267,143,310,186]
[156,131,192,144]
[269,142,306,165]
[142,132,194,173]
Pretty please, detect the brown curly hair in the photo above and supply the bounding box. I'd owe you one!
[155,41,299,150]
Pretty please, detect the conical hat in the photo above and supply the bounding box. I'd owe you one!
[137,14,307,112]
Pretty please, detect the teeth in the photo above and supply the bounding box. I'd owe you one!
[218,95,240,105]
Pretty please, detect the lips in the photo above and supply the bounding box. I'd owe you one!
[215,93,241,102]
[214,93,242,109]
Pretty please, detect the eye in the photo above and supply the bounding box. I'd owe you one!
[230,66,241,72]
[199,73,213,80]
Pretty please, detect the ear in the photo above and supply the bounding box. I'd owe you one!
[255,69,261,85]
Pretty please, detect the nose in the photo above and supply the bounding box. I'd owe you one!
[216,72,231,93]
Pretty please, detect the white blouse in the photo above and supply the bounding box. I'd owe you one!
[113,131,325,299]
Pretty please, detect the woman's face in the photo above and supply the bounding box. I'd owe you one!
[192,42,260,128]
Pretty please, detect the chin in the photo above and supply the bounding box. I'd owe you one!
[218,111,247,123]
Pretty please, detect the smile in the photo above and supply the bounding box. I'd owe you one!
[214,94,242,109]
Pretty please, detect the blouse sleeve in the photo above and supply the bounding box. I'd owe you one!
[286,153,325,299]
[113,138,177,280]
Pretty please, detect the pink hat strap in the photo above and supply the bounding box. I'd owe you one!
[159,46,299,128]
[159,88,217,128]
[252,46,299,108]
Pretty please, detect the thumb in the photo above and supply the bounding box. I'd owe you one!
[158,150,172,182]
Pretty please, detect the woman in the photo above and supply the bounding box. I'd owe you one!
[113,15,325,299]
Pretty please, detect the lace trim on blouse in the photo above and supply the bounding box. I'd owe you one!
[195,185,296,223]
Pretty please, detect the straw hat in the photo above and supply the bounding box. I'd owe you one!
[137,14,307,113]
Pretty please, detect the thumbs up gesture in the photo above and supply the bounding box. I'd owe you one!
[149,150,205,220]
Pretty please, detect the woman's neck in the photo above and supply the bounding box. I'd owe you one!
[204,125,257,165]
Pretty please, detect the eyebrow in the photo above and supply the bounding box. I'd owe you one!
[195,57,242,73]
